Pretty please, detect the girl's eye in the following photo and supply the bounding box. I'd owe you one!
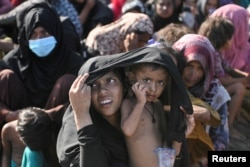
[158,81,165,86]
[91,83,97,88]
[143,78,150,83]
[107,77,117,84]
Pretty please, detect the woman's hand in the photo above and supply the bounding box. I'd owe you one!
[69,73,92,130]
[124,32,139,52]
[180,106,195,137]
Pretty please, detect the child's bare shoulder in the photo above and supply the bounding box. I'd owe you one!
[121,96,136,112]
[1,120,18,139]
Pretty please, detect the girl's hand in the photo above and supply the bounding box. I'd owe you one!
[132,82,148,105]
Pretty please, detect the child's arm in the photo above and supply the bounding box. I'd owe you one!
[121,82,148,137]
[1,123,12,167]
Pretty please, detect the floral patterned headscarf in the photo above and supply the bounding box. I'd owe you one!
[85,12,153,55]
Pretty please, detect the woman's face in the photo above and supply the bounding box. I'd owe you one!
[91,72,124,119]
[222,37,233,50]
[155,0,174,19]
[182,61,204,88]
[30,26,51,40]
[205,0,218,15]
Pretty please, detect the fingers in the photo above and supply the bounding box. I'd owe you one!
[71,73,89,90]
[132,82,148,94]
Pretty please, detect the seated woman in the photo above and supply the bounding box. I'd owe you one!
[84,12,153,57]
[57,46,193,167]
[0,1,85,164]
[173,34,230,166]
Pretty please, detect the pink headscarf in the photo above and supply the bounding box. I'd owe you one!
[211,4,250,72]
[172,34,216,96]
[85,12,153,55]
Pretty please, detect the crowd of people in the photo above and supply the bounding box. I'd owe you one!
[1,0,250,167]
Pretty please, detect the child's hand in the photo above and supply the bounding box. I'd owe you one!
[132,82,148,104]
[69,73,91,116]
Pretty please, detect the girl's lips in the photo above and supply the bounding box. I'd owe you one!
[147,94,156,100]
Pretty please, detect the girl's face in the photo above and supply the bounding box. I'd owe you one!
[91,72,123,119]
[222,38,233,50]
[134,66,168,102]
[155,0,174,19]
[182,61,204,88]
[205,0,218,15]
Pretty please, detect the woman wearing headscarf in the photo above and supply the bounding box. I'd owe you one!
[211,4,250,73]
[57,46,193,167]
[173,34,230,166]
[145,0,182,32]
[0,1,84,132]
[195,0,219,31]
[85,12,153,57]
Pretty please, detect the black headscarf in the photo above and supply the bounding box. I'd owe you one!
[79,46,193,144]
[0,2,84,107]
[57,47,193,167]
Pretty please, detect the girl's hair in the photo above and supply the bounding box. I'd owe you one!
[129,62,168,74]
[17,107,52,151]
[198,16,235,50]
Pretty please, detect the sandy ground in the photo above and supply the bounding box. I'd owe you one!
[227,109,250,150]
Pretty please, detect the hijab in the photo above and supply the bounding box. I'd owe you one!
[79,46,193,144]
[173,34,216,97]
[211,4,250,72]
[85,12,153,56]
[1,2,84,107]
[57,47,193,166]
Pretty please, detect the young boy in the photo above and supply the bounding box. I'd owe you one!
[121,62,177,167]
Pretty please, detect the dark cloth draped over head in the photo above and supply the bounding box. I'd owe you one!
[0,2,84,107]
[79,47,193,145]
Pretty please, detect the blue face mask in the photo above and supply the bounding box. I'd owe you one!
[29,36,57,57]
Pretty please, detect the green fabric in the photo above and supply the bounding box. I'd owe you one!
[21,147,48,167]
[11,160,17,167]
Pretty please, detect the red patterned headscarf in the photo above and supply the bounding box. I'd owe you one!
[172,34,216,96]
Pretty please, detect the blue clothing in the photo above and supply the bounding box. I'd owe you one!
[209,104,229,151]
[11,160,17,167]
[51,0,83,36]
[21,147,48,167]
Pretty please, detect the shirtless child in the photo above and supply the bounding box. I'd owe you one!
[1,120,25,167]
[121,62,176,167]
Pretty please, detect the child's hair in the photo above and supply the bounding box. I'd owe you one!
[17,107,52,151]
[155,23,194,46]
[129,62,168,75]
[198,16,235,50]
